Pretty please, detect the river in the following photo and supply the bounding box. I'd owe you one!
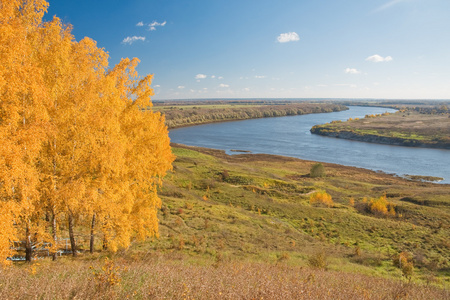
[169,106,450,184]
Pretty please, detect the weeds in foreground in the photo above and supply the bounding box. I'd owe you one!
[1,258,447,299]
[90,257,122,292]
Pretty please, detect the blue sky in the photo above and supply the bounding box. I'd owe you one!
[46,0,450,100]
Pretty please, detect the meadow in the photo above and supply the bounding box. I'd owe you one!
[3,144,448,299]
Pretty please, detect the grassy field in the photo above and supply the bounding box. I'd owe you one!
[311,109,450,149]
[3,144,448,298]
[155,145,450,278]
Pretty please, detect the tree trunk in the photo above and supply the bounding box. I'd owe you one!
[52,212,57,261]
[102,235,108,251]
[25,225,32,262]
[89,213,95,254]
[68,212,77,257]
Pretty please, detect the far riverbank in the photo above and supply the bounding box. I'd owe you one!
[310,110,450,150]
[156,101,347,129]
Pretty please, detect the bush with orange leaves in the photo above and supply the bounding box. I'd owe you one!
[393,251,414,280]
[369,195,396,216]
[309,190,333,208]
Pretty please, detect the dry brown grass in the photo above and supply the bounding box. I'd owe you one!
[1,257,448,299]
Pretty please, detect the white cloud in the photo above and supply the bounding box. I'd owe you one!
[154,85,161,88]
[211,75,216,79]
[255,75,266,79]
[345,68,361,74]
[195,74,207,79]
[366,54,393,63]
[334,83,357,88]
[177,86,185,89]
[122,36,146,45]
[219,83,229,88]
[148,20,166,31]
[373,0,406,13]
[243,88,250,92]
[218,76,224,79]
[277,32,300,43]
[136,21,144,27]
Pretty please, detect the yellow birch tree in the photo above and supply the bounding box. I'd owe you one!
[0,0,51,263]
[1,0,174,264]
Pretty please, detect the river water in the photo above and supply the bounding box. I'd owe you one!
[169,106,450,183]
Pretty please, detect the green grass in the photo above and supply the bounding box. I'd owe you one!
[148,145,450,285]
[3,144,449,298]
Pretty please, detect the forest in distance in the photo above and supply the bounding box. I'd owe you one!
[1,1,450,299]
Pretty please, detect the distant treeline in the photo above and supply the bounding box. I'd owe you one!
[407,105,449,115]
[160,103,348,128]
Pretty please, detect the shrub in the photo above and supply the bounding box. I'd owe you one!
[308,252,328,269]
[309,190,333,207]
[218,170,229,181]
[90,258,122,291]
[310,163,326,178]
[369,195,396,216]
[349,197,355,206]
[277,252,290,263]
[393,251,414,280]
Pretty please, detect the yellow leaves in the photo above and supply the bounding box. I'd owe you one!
[0,0,174,261]
[368,195,396,216]
[348,197,355,207]
[0,202,20,266]
[309,190,333,208]
[91,257,122,290]
[393,251,414,279]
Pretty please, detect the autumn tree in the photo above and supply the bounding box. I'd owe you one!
[0,0,174,264]
[96,58,174,251]
[0,0,51,263]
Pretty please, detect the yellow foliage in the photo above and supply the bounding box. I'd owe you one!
[349,197,355,207]
[0,0,174,261]
[91,258,122,290]
[309,190,333,207]
[393,251,414,279]
[368,195,396,216]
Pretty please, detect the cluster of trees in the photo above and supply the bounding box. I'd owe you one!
[364,112,391,118]
[162,103,347,128]
[410,105,449,115]
[0,0,174,264]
